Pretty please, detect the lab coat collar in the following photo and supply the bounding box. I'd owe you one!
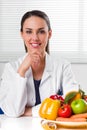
[41,53,53,84]
[45,53,53,72]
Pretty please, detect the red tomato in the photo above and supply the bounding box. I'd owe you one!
[58,104,72,118]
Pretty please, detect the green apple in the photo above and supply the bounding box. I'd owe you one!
[71,99,87,114]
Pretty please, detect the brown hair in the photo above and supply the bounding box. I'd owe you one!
[20,10,51,53]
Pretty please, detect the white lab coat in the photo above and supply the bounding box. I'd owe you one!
[0,53,79,117]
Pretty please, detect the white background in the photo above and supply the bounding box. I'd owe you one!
[0,0,87,93]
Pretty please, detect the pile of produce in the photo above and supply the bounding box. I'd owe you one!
[39,89,87,122]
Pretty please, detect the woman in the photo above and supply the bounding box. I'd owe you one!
[0,10,79,117]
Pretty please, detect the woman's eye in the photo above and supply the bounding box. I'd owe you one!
[26,30,32,34]
[39,30,45,34]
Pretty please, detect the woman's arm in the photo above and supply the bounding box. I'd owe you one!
[62,60,79,97]
[0,63,27,117]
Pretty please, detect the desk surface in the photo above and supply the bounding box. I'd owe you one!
[0,115,86,130]
[0,115,43,130]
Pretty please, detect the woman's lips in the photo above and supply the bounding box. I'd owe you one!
[31,43,41,48]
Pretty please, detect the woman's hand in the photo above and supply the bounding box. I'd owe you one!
[17,52,43,77]
[17,54,31,77]
[22,107,32,116]
[30,51,43,68]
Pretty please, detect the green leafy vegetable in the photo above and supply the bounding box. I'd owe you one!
[64,92,77,104]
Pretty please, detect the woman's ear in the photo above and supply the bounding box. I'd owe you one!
[48,30,52,39]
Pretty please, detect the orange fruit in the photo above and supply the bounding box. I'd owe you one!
[73,92,82,100]
[65,91,82,105]
[69,92,82,104]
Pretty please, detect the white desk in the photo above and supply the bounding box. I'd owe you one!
[0,115,43,130]
[0,115,87,130]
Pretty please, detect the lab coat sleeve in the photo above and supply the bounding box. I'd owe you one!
[62,61,79,97]
[0,63,27,117]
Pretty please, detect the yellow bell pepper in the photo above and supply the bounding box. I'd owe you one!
[39,98,60,120]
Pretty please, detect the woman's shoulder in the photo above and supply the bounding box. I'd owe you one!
[48,53,70,66]
[4,53,27,71]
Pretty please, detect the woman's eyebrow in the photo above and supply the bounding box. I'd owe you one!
[25,27,45,30]
[38,27,45,30]
[25,28,32,30]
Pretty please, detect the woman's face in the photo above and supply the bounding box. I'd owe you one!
[21,16,52,55]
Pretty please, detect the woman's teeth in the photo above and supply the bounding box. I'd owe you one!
[31,43,41,47]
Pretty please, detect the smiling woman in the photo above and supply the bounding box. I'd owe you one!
[20,13,51,54]
[0,10,79,118]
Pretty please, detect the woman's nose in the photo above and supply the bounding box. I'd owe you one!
[32,33,39,40]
